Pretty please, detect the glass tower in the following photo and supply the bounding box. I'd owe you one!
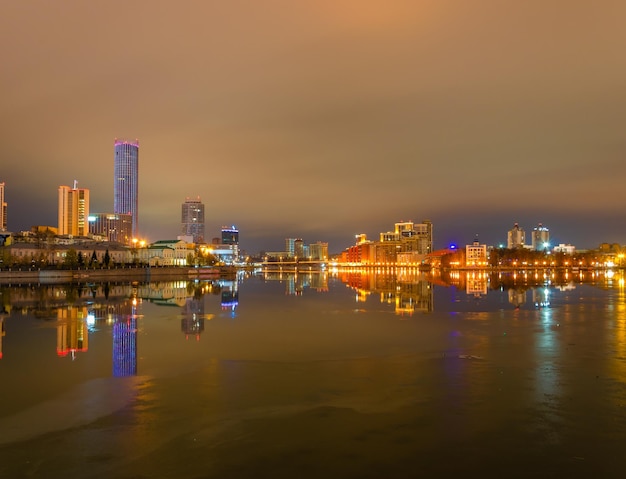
[114,139,139,238]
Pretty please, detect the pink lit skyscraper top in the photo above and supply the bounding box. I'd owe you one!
[114,139,139,238]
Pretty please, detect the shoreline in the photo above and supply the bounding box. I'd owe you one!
[0,266,236,285]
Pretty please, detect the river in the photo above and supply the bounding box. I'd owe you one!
[1,269,625,478]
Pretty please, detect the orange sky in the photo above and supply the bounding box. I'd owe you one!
[1,0,625,251]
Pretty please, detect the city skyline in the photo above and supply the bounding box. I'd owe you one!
[2,1,626,252]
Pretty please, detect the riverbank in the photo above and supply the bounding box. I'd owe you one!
[0,266,235,284]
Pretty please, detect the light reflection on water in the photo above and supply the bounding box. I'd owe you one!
[1,270,626,477]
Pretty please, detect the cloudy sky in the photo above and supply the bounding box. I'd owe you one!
[1,0,625,253]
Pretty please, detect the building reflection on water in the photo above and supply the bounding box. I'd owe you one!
[333,267,625,315]
[0,268,624,367]
[0,279,239,368]
[335,268,434,315]
[260,270,329,295]
[113,297,137,377]
[56,306,89,359]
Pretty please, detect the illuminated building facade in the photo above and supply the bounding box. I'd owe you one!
[114,139,139,238]
[138,239,193,266]
[181,196,205,243]
[531,223,550,251]
[507,223,525,249]
[88,213,132,245]
[341,221,432,265]
[58,182,90,236]
[0,181,7,231]
[378,220,433,263]
[465,237,487,267]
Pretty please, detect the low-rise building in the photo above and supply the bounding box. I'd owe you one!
[138,240,193,266]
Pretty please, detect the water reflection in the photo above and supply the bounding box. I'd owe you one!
[2,269,626,477]
[1,269,624,365]
[56,306,89,359]
[336,269,433,315]
[113,305,137,377]
[261,270,329,295]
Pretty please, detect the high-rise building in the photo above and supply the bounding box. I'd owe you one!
[221,226,239,245]
[114,139,139,238]
[88,213,133,245]
[507,223,525,249]
[0,182,6,231]
[531,223,550,251]
[181,196,205,243]
[58,182,90,236]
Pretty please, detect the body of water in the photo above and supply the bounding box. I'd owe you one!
[1,269,625,478]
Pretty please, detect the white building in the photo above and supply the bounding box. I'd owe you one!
[553,243,576,255]
[139,239,193,266]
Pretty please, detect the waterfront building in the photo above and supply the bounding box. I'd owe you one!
[341,220,433,265]
[378,220,433,263]
[0,181,6,231]
[181,196,205,243]
[342,234,374,264]
[88,213,132,245]
[114,139,139,238]
[58,182,90,236]
[308,241,329,261]
[465,237,488,267]
[138,239,193,266]
[531,223,550,251]
[507,223,525,249]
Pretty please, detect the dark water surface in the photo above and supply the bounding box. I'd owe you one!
[1,271,626,478]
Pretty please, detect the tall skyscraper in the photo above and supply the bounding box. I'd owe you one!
[0,182,6,231]
[58,181,90,236]
[181,196,205,243]
[114,139,139,238]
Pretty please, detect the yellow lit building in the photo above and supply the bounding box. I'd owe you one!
[58,182,89,236]
[465,237,487,267]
